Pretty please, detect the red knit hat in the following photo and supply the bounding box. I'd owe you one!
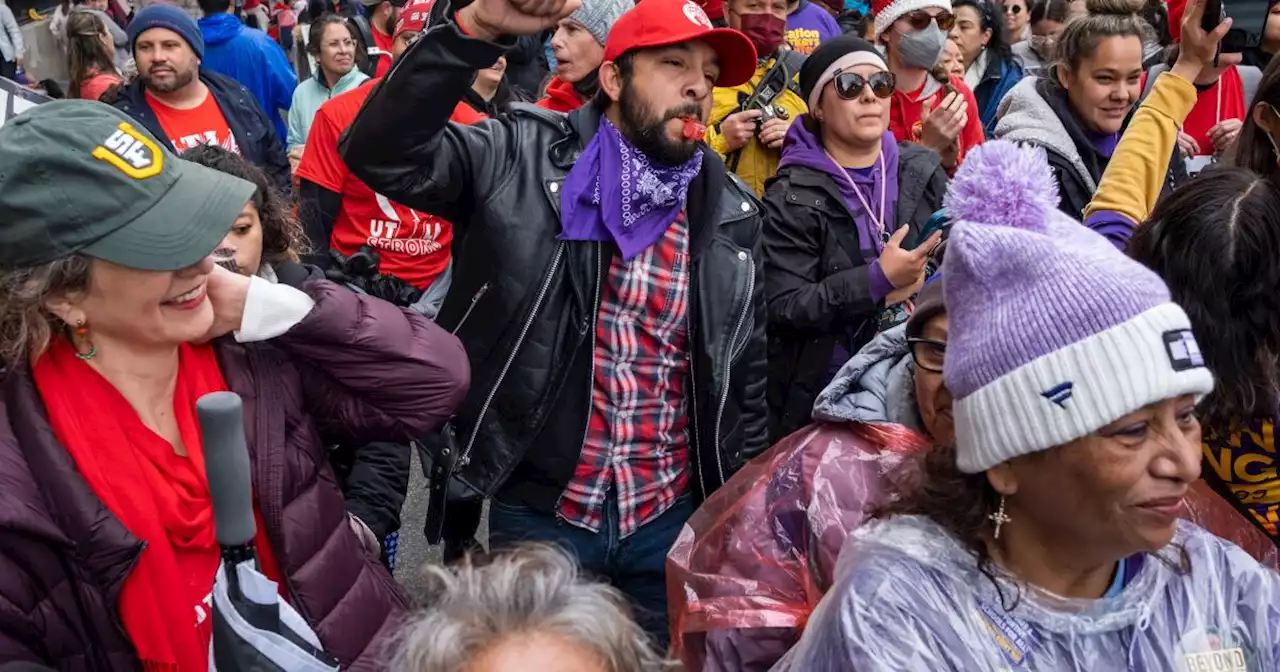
[603,0,757,87]
[872,0,951,38]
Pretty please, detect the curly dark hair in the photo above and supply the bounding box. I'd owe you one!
[1127,168,1280,429]
[178,145,307,270]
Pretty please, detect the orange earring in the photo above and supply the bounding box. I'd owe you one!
[73,318,97,361]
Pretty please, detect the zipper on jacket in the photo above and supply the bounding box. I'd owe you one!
[460,243,566,468]
[712,251,755,486]
[451,282,491,335]
[574,245,604,473]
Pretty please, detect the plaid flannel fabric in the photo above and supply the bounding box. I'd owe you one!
[558,217,693,537]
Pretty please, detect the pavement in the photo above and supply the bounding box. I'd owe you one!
[391,449,488,599]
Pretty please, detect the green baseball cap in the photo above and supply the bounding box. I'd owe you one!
[0,100,255,271]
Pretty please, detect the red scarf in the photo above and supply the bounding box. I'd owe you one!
[33,339,245,671]
[538,76,586,113]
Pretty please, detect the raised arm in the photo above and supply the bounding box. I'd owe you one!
[338,20,523,225]
[1083,0,1233,247]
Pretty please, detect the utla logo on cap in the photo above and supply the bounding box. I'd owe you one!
[93,122,163,180]
[683,1,712,28]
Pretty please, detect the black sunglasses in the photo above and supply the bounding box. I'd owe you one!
[1003,4,1023,14]
[904,9,956,31]
[834,70,896,100]
[907,337,946,374]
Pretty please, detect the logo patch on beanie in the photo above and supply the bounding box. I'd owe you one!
[1164,330,1205,372]
[1041,382,1073,408]
[93,122,163,180]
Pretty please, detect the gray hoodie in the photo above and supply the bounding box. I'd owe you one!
[810,323,926,432]
[994,76,1096,195]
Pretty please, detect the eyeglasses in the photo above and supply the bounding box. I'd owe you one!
[903,9,956,31]
[907,337,946,373]
[833,70,896,99]
[1003,3,1024,14]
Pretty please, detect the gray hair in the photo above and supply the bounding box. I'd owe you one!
[0,256,92,367]
[385,544,680,672]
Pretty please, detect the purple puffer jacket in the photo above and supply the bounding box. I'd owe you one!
[0,278,470,670]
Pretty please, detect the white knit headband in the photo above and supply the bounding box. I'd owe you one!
[807,51,889,112]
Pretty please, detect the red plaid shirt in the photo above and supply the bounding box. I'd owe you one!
[558,216,692,537]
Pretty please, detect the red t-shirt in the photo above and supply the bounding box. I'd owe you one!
[889,75,985,165]
[148,89,241,155]
[372,28,394,79]
[1180,66,1245,156]
[297,80,461,289]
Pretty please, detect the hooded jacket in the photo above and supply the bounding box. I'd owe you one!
[199,12,298,142]
[763,122,947,443]
[0,275,470,670]
[995,76,1184,219]
[779,516,1280,670]
[287,67,370,149]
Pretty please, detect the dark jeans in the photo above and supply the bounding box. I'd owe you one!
[0,60,16,81]
[489,491,695,650]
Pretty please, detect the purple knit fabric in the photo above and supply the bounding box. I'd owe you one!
[939,141,1173,399]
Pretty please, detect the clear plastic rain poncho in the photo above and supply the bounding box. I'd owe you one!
[666,422,930,671]
[775,515,1280,671]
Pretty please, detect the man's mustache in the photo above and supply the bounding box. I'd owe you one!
[663,104,703,122]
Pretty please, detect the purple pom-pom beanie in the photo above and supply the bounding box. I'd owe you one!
[940,141,1215,474]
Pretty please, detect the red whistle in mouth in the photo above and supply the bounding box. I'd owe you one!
[682,117,707,141]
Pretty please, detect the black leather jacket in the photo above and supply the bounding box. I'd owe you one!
[341,21,769,522]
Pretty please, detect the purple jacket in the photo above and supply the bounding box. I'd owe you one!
[0,278,470,670]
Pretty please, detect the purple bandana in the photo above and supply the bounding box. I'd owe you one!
[559,118,702,261]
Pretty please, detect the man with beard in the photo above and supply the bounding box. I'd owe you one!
[341,0,766,646]
[113,5,292,195]
[360,0,403,77]
[538,0,630,112]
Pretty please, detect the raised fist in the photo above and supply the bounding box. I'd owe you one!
[458,0,581,40]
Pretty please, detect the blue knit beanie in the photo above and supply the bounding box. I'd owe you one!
[127,4,205,60]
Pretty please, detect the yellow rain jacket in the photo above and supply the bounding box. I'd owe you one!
[707,55,808,196]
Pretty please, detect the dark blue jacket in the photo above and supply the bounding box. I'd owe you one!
[112,68,292,196]
[199,12,297,141]
[973,52,1024,138]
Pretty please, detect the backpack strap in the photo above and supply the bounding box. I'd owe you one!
[780,49,806,95]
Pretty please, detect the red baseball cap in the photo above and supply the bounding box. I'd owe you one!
[394,0,433,38]
[603,0,757,88]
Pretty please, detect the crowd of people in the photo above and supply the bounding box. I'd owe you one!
[4,0,1280,667]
